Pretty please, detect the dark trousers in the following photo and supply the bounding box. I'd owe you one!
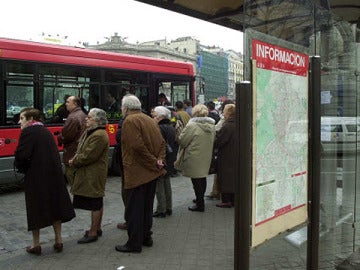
[222,193,234,204]
[126,179,157,250]
[191,177,207,208]
[121,175,128,223]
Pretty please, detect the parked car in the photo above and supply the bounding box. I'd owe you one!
[6,106,22,117]
[321,117,360,153]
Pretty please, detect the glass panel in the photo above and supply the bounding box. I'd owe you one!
[102,70,149,120]
[242,0,314,269]
[5,62,34,125]
[102,85,126,121]
[158,81,190,107]
[318,15,358,268]
[240,0,359,268]
[39,65,100,123]
[133,85,149,114]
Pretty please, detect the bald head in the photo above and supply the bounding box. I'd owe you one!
[66,96,81,112]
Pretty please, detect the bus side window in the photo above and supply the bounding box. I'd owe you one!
[50,94,71,123]
[6,63,35,125]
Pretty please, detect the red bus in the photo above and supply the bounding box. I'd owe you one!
[0,38,195,184]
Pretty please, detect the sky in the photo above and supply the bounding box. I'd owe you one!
[0,0,243,53]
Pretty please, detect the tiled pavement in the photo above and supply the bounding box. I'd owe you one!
[0,175,336,270]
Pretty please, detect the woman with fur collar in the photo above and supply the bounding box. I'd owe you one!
[177,104,216,212]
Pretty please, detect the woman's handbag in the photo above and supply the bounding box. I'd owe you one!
[208,149,218,175]
[174,148,185,171]
[166,143,173,154]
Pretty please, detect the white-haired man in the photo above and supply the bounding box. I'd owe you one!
[115,95,166,253]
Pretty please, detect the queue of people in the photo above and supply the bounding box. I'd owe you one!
[14,93,236,255]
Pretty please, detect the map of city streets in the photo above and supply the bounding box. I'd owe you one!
[252,39,309,242]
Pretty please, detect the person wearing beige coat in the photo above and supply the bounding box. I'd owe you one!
[177,104,216,212]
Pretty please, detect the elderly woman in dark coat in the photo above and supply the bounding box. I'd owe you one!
[69,108,109,244]
[152,106,176,217]
[15,108,75,255]
[214,104,237,208]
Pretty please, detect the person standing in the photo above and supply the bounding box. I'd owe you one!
[15,108,75,255]
[115,116,129,230]
[206,99,235,200]
[115,94,166,253]
[176,104,216,212]
[105,90,120,113]
[175,101,191,126]
[214,104,237,207]
[158,93,171,106]
[68,108,109,244]
[152,106,176,218]
[183,99,193,117]
[52,94,70,123]
[57,96,87,185]
[206,101,220,124]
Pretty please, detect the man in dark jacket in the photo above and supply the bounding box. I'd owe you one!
[115,94,166,253]
[207,101,220,124]
[57,96,87,185]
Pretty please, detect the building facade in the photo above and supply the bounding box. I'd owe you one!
[90,33,243,103]
[197,49,228,101]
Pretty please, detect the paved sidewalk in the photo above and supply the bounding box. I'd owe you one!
[0,175,310,270]
[0,176,236,270]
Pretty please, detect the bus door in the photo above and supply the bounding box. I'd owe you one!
[2,62,34,157]
[103,70,150,116]
[1,61,35,183]
[157,79,192,107]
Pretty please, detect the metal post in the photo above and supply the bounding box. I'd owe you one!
[307,56,321,270]
[235,81,252,270]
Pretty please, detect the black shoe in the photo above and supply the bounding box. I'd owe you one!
[165,209,172,216]
[84,229,103,237]
[143,237,153,247]
[115,244,141,253]
[188,205,204,212]
[77,235,98,244]
[153,211,166,218]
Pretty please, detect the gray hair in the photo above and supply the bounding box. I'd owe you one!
[154,106,171,119]
[89,108,108,126]
[121,94,141,110]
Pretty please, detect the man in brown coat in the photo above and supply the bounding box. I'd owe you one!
[115,94,166,253]
[57,96,87,185]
